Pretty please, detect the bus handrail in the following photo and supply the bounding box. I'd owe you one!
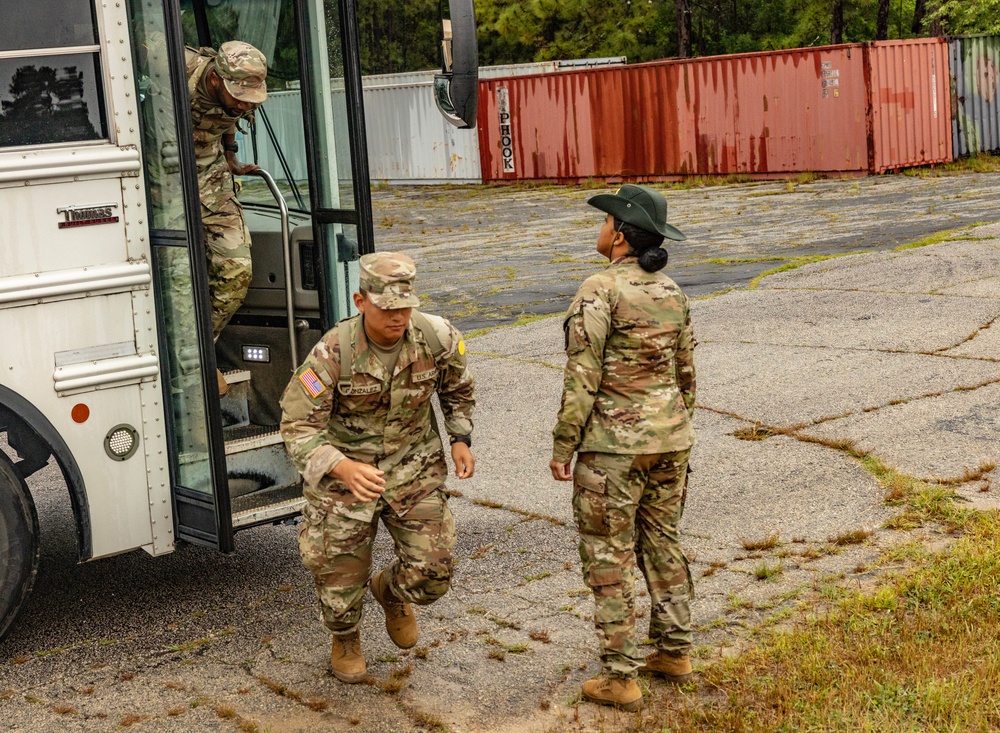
[244,169,296,367]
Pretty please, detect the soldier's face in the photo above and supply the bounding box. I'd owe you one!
[354,292,411,347]
[210,70,255,117]
[597,214,624,259]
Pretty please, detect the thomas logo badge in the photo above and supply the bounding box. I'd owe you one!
[57,203,120,229]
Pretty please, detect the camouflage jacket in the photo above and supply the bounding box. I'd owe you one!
[280,313,475,515]
[552,256,696,462]
[185,47,253,209]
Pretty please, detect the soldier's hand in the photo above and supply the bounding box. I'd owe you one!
[549,460,572,481]
[330,458,386,502]
[232,161,261,176]
[451,443,475,479]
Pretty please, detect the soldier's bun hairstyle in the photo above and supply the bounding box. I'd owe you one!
[615,219,669,272]
[637,247,669,272]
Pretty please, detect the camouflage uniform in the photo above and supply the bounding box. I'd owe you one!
[185,42,267,338]
[280,253,475,633]
[553,255,697,679]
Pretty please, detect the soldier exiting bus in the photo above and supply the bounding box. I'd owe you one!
[185,40,268,395]
[280,252,475,684]
[550,185,697,711]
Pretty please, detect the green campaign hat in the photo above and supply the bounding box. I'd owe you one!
[587,184,686,241]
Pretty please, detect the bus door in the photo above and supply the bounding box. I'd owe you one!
[129,0,235,551]
[164,0,372,538]
[153,0,477,546]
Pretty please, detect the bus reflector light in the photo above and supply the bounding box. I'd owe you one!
[71,404,90,423]
[242,345,270,363]
[105,424,139,461]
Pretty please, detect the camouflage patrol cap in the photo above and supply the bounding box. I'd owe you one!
[216,41,268,105]
[359,252,421,309]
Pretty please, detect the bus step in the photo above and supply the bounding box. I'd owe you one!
[226,442,299,497]
[223,424,283,454]
[220,378,250,428]
[231,492,306,529]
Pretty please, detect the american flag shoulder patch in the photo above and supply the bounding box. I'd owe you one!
[299,368,326,398]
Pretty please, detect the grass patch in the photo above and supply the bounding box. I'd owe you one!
[753,560,784,581]
[641,510,1000,731]
[748,253,858,288]
[733,423,774,441]
[830,528,873,546]
[374,664,414,694]
[942,153,1000,173]
[741,532,781,551]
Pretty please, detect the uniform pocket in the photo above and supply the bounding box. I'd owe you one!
[297,502,329,574]
[573,461,609,537]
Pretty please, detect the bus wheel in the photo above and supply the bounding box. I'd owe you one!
[0,452,39,641]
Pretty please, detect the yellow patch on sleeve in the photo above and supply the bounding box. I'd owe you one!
[457,340,466,356]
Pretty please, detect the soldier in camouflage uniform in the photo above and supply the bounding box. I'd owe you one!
[280,252,475,684]
[550,185,696,712]
[185,41,267,394]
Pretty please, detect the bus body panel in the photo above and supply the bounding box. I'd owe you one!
[0,290,174,559]
[0,0,176,560]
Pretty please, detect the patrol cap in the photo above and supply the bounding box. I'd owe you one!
[215,41,268,105]
[588,184,686,241]
[359,252,421,309]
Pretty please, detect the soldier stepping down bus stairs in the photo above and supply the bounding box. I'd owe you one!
[185,40,268,395]
[550,185,697,711]
[280,252,475,683]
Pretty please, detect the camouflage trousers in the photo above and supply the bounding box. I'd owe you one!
[573,450,694,678]
[201,198,251,339]
[298,489,456,633]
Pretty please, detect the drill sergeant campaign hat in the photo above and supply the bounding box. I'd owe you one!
[359,252,421,309]
[587,184,687,241]
[215,41,268,105]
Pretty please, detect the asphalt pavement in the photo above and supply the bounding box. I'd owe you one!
[1,173,998,732]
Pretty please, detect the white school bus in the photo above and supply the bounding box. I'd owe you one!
[0,0,477,639]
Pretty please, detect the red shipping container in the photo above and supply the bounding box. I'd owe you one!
[867,39,953,172]
[478,45,871,181]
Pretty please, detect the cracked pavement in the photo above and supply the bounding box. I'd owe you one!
[1,174,999,732]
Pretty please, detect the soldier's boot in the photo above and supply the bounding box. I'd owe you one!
[371,569,418,649]
[329,630,367,684]
[216,369,229,397]
[581,676,643,712]
[642,650,693,683]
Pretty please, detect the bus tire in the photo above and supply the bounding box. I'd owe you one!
[0,452,39,641]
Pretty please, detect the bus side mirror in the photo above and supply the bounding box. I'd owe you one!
[434,0,478,129]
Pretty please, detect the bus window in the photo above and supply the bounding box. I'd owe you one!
[0,0,107,148]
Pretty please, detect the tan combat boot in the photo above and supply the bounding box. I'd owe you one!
[371,569,418,649]
[581,676,643,712]
[216,369,229,397]
[642,650,693,683]
[329,630,366,683]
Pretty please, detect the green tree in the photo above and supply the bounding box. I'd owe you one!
[933,0,1000,34]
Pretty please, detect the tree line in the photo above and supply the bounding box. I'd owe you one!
[356,0,1000,75]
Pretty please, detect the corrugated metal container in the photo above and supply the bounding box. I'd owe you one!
[238,63,605,185]
[948,34,1000,156]
[237,90,313,183]
[363,78,482,182]
[478,45,871,181]
[867,39,953,172]
[362,59,626,183]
